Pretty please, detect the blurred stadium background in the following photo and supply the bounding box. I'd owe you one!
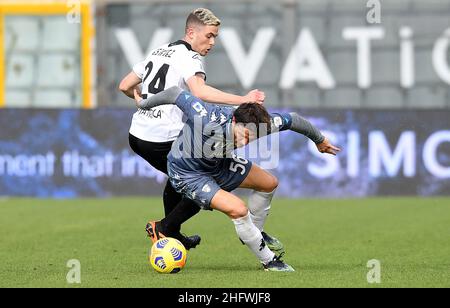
[0,0,449,288]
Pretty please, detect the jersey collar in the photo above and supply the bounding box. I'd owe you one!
[168,40,194,51]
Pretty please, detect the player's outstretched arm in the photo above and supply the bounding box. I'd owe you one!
[279,112,341,156]
[134,86,184,109]
[288,112,325,144]
[315,137,341,156]
[187,75,265,105]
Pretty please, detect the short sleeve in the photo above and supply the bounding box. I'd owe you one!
[132,60,146,80]
[178,54,206,82]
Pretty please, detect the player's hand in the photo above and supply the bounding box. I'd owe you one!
[244,89,265,104]
[133,88,143,106]
[316,137,341,156]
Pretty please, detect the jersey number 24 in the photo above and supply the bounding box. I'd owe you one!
[143,61,169,95]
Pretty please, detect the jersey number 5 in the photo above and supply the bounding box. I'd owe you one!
[143,61,169,94]
[229,156,248,175]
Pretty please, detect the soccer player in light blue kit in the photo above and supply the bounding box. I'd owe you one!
[136,87,340,271]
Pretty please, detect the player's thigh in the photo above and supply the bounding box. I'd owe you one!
[210,190,248,219]
[239,163,278,193]
[129,134,171,174]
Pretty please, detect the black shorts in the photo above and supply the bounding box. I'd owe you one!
[128,133,173,174]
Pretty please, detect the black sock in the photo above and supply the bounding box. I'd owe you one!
[161,199,201,236]
[163,180,182,217]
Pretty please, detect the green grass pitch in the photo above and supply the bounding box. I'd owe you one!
[0,197,449,288]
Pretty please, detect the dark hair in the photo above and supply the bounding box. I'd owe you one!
[233,103,272,137]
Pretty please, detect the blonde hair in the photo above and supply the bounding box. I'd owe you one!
[185,8,221,31]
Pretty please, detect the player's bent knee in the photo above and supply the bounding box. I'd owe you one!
[261,174,278,193]
[270,176,279,191]
[229,204,249,220]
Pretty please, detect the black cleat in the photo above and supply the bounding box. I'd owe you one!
[176,233,201,250]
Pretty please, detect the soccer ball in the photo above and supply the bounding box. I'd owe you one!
[149,238,187,274]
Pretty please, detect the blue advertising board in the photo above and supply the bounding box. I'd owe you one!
[1,109,449,197]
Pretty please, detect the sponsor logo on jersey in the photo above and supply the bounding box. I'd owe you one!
[273,116,283,127]
[137,108,162,119]
[192,102,208,117]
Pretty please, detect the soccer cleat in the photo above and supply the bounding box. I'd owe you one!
[178,233,201,250]
[146,221,166,243]
[145,220,201,250]
[263,255,295,272]
[262,231,285,257]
